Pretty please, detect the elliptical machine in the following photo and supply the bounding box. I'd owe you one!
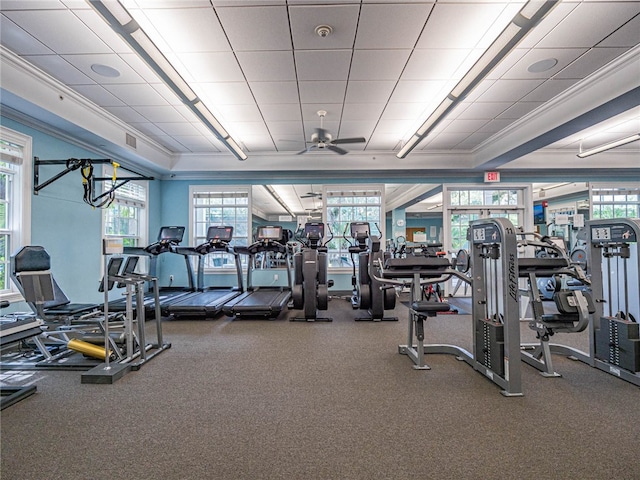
[347,222,396,321]
[291,222,334,321]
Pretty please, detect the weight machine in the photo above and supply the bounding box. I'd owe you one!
[373,218,522,396]
[517,232,593,377]
[588,218,640,386]
[291,222,334,322]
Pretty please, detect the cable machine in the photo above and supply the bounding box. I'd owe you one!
[588,218,640,386]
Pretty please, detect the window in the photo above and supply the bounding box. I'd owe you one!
[103,168,147,248]
[324,185,384,268]
[190,186,250,269]
[591,186,639,219]
[0,127,32,302]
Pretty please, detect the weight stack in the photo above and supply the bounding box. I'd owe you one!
[476,319,505,378]
[595,316,640,372]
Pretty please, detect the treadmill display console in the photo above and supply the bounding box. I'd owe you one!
[207,226,233,242]
[350,222,370,239]
[158,226,185,243]
[258,226,283,240]
[305,222,324,238]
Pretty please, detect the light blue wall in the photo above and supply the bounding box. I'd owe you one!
[2,116,163,308]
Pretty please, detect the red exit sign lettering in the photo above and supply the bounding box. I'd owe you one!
[484,171,500,182]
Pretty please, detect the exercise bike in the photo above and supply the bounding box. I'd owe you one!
[291,222,334,321]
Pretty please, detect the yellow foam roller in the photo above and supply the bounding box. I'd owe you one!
[67,338,112,360]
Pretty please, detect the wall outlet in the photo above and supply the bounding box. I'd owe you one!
[169,275,174,282]
[273,274,279,281]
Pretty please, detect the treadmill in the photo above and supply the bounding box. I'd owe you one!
[165,226,244,319]
[109,226,197,317]
[222,225,292,319]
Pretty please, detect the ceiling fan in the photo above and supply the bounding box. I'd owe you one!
[301,191,322,199]
[298,110,366,155]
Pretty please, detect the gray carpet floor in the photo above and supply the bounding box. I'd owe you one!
[1,297,638,480]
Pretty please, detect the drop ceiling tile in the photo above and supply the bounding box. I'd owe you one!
[355,3,434,49]
[267,121,304,136]
[242,136,277,152]
[555,47,630,80]
[3,10,112,54]
[375,118,412,136]
[150,83,183,106]
[338,120,376,138]
[441,118,490,134]
[344,81,395,104]
[501,48,588,80]
[103,106,150,123]
[156,122,202,136]
[455,131,493,149]
[102,83,168,106]
[517,2,579,49]
[230,122,270,137]
[496,102,543,120]
[299,81,346,104]
[341,103,386,122]
[535,2,640,49]
[61,53,146,84]
[295,50,352,81]
[303,120,340,136]
[217,6,291,51]
[366,133,401,150]
[194,82,256,106]
[0,15,53,55]
[417,3,510,49]
[172,135,218,151]
[236,51,296,81]
[402,49,475,81]
[455,101,512,120]
[124,0,212,7]
[250,81,300,104]
[214,0,286,5]
[599,13,640,47]
[476,118,516,134]
[179,52,245,82]
[289,5,359,50]
[128,122,168,137]
[148,135,190,152]
[301,104,342,124]
[1,1,67,8]
[349,49,412,81]
[260,105,302,122]
[475,78,546,102]
[22,55,94,85]
[135,7,230,52]
[381,102,430,121]
[72,8,131,54]
[72,85,125,107]
[216,104,264,123]
[390,80,449,104]
[119,53,165,84]
[132,105,188,122]
[520,78,577,102]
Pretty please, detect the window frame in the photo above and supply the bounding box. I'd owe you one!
[189,185,252,272]
[102,166,149,249]
[323,184,385,271]
[0,126,32,303]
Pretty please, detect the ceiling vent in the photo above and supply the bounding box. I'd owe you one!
[125,133,137,149]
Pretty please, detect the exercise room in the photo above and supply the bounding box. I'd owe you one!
[1,1,639,479]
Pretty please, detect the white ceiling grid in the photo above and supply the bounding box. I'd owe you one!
[0,0,639,215]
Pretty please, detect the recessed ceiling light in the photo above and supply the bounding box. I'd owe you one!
[91,63,121,78]
[527,58,558,73]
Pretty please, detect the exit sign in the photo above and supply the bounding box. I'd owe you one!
[484,171,500,182]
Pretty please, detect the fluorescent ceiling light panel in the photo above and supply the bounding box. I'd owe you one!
[88,0,246,161]
[397,0,559,159]
[577,134,640,158]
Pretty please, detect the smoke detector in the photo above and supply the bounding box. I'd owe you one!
[315,25,333,38]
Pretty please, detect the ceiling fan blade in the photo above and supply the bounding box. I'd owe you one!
[296,148,308,155]
[327,145,348,155]
[332,137,366,144]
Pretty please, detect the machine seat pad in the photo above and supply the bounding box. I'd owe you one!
[411,301,451,313]
[385,257,450,270]
[518,258,568,271]
[541,313,578,324]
